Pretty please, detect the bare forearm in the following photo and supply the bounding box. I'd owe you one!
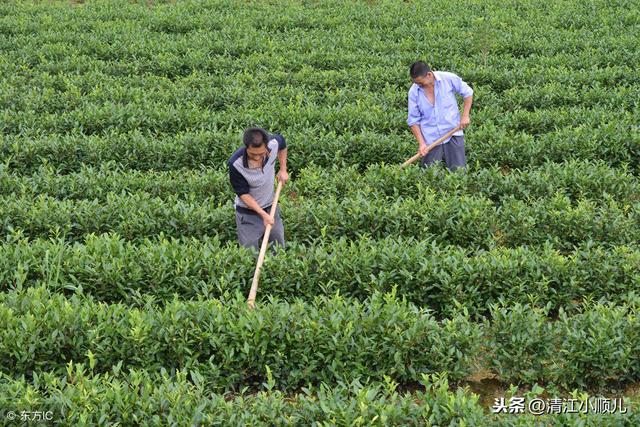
[239,194,268,217]
[410,124,426,146]
[462,96,473,117]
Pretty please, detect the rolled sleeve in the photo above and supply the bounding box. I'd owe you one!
[407,88,421,126]
[452,74,473,99]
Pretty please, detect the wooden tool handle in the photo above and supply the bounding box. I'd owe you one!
[247,180,284,309]
[401,126,462,168]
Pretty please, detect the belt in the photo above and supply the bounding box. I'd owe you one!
[236,205,273,215]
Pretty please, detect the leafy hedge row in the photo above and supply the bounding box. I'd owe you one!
[1,84,635,137]
[1,160,637,206]
[1,234,638,318]
[1,0,637,182]
[488,301,640,389]
[2,0,637,85]
[0,191,637,250]
[0,372,487,426]
[2,67,636,118]
[1,120,638,174]
[1,371,635,426]
[0,287,482,390]
[2,287,640,391]
[2,0,639,417]
[294,160,639,204]
[0,163,235,202]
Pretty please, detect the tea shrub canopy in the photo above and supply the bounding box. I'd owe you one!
[0,0,639,423]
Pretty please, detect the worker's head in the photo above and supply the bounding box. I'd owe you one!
[243,127,270,162]
[410,61,435,86]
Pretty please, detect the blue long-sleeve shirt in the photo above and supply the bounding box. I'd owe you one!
[407,71,473,145]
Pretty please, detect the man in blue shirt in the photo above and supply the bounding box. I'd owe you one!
[407,61,474,170]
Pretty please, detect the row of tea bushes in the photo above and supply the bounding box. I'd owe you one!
[0,234,638,318]
[488,301,640,389]
[0,287,482,390]
[1,120,638,174]
[1,370,635,426]
[1,160,637,206]
[2,287,639,391]
[0,191,637,250]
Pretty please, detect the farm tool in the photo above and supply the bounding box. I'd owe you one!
[401,126,462,168]
[247,180,284,309]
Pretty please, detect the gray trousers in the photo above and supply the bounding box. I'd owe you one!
[421,135,467,171]
[235,206,285,250]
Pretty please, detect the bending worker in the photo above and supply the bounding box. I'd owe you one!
[407,61,474,170]
[228,127,288,249]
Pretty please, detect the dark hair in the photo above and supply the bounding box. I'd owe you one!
[243,127,270,148]
[409,61,431,79]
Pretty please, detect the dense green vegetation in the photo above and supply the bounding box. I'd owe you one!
[1,0,638,423]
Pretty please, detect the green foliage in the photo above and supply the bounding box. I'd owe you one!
[487,300,640,389]
[0,0,639,416]
[0,234,638,319]
[0,190,637,250]
[7,371,633,426]
[0,287,482,390]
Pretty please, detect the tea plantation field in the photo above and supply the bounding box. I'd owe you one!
[1,0,639,424]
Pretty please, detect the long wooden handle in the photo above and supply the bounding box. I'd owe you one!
[401,126,462,168]
[247,180,284,309]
